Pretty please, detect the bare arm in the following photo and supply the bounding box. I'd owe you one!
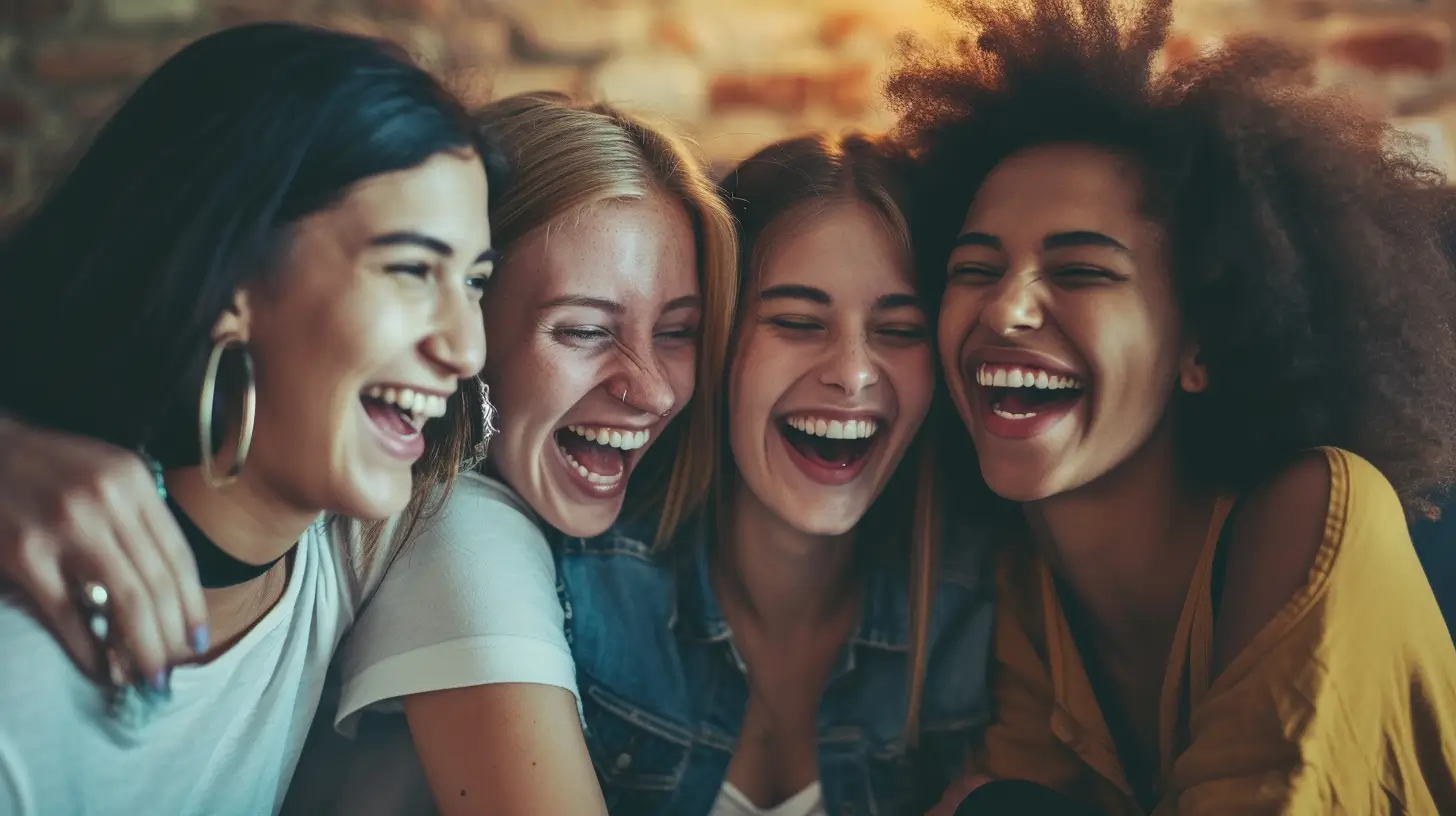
[404,683,607,816]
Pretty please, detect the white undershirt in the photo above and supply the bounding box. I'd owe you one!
[711,782,827,816]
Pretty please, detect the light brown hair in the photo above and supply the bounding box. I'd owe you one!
[474,92,739,544]
[717,132,942,743]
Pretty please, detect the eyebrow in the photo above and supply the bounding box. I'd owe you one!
[540,294,623,314]
[369,231,499,264]
[539,293,703,315]
[759,285,922,311]
[953,230,1130,253]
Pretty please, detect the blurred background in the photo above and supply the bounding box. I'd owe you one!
[1,0,1454,215]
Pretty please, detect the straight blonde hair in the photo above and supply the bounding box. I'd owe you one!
[717,132,942,745]
[474,92,739,545]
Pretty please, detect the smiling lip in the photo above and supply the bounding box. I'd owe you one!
[965,346,1087,442]
[775,409,886,487]
[963,345,1083,381]
[362,401,427,461]
[551,419,665,502]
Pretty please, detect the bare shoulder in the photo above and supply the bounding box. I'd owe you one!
[1211,450,1333,676]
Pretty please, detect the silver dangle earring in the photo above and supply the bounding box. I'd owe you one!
[473,377,498,464]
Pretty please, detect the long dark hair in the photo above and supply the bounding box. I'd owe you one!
[889,0,1456,518]
[0,23,506,525]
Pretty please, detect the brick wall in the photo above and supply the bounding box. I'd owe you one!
[1,0,1453,213]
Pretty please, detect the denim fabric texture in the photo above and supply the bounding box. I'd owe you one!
[555,513,995,815]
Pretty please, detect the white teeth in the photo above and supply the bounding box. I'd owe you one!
[992,405,1040,420]
[558,447,624,484]
[976,364,1082,391]
[785,415,879,440]
[565,425,650,451]
[364,384,450,424]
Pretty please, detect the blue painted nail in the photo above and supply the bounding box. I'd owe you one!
[150,670,170,695]
[190,625,209,654]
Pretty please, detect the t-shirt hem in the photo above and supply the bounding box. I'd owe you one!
[336,635,581,737]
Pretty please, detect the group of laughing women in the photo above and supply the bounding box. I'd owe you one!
[1,1,1455,814]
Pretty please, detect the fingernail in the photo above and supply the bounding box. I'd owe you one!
[190,625,210,654]
[149,670,171,695]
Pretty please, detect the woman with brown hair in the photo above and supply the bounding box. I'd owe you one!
[553,131,992,815]
[887,0,1456,812]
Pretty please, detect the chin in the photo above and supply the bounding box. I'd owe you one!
[779,501,865,538]
[332,472,416,520]
[542,499,623,539]
[979,463,1059,504]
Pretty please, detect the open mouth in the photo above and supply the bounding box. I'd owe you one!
[778,414,881,480]
[553,424,651,493]
[361,385,448,456]
[975,363,1085,437]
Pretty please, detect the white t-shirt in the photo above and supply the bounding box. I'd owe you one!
[0,517,379,816]
[334,471,577,732]
[280,472,578,814]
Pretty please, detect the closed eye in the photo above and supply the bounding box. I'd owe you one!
[656,325,699,341]
[386,263,431,278]
[1055,266,1126,283]
[948,264,1001,282]
[879,324,928,341]
[764,316,822,332]
[557,327,610,341]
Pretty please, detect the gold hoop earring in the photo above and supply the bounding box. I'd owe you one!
[198,338,256,489]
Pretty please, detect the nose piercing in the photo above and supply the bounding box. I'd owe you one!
[621,387,629,404]
[660,408,670,417]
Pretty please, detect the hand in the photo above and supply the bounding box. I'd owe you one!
[0,415,208,688]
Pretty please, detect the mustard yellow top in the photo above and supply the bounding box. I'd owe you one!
[976,447,1456,815]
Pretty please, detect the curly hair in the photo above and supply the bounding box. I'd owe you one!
[887,0,1456,518]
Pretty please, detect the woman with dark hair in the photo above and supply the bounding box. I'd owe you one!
[0,22,500,814]
[886,1,1456,813]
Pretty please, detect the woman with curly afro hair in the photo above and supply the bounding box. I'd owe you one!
[889,0,1456,813]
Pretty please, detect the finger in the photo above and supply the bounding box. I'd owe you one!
[66,542,170,692]
[100,457,199,662]
[138,495,209,655]
[7,538,102,677]
[113,521,193,666]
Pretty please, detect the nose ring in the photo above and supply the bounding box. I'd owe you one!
[621,387,628,404]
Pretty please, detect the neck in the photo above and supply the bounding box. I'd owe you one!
[165,466,318,648]
[714,484,859,634]
[1023,425,1218,656]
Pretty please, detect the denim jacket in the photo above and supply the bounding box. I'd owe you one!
[554,514,995,815]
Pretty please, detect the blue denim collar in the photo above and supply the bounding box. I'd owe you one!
[672,515,912,654]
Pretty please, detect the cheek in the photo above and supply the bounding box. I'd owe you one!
[891,346,937,419]
[937,292,978,368]
[252,301,401,433]
[664,346,698,401]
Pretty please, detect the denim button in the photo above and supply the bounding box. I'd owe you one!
[615,752,632,770]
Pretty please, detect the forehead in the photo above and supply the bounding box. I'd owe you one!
[511,194,698,300]
[325,151,491,241]
[757,201,913,294]
[963,143,1147,235]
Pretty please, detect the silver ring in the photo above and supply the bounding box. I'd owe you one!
[621,388,628,404]
[78,580,112,643]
